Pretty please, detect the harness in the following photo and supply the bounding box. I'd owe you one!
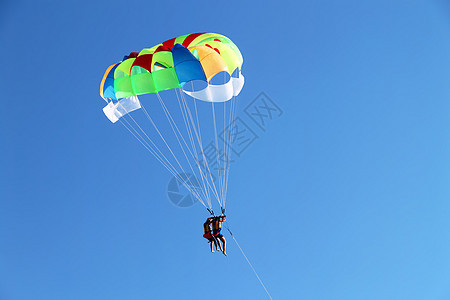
[203,221,212,234]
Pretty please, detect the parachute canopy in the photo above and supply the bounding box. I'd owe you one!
[99,33,244,213]
[100,33,244,110]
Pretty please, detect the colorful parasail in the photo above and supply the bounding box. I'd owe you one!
[99,33,244,214]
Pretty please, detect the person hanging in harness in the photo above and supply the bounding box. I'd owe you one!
[203,217,220,253]
[212,215,227,256]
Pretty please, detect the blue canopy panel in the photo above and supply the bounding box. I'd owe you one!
[103,64,118,100]
[172,43,207,86]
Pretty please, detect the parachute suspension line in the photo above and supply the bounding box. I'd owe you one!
[156,91,220,208]
[178,92,219,204]
[175,95,212,209]
[123,106,207,207]
[188,90,223,208]
[224,97,237,207]
[222,80,227,206]
[152,92,211,206]
[210,100,225,210]
[221,70,229,210]
[228,96,238,203]
[228,98,238,194]
[120,116,206,207]
[118,117,208,208]
[222,95,237,209]
[174,89,213,207]
[225,225,272,300]
[180,92,217,204]
[222,99,233,206]
[119,105,191,184]
[155,92,201,162]
[119,117,176,175]
[131,101,207,205]
[221,95,233,208]
[178,91,221,205]
[179,88,223,207]
[220,72,232,209]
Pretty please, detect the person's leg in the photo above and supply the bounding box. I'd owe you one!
[213,235,222,251]
[220,236,227,256]
[214,239,221,251]
[214,237,222,251]
[210,241,215,252]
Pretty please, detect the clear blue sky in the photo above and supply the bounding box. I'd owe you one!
[2,0,450,299]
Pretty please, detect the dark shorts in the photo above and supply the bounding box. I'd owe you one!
[213,230,223,238]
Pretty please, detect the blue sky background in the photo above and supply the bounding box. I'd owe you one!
[2,0,450,299]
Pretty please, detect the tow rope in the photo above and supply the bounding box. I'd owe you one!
[225,225,272,299]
